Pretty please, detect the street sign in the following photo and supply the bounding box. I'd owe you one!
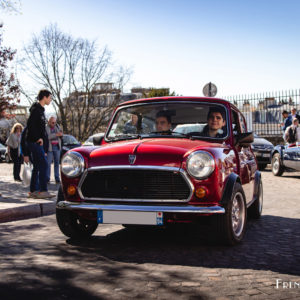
[203,82,217,97]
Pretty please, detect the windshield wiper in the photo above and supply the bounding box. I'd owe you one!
[171,131,193,138]
[150,130,171,134]
[149,131,195,139]
[107,134,141,141]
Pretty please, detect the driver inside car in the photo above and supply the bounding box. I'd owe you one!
[155,111,172,132]
[202,107,226,138]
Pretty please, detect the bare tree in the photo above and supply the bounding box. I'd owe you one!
[0,23,20,114]
[0,0,21,14]
[21,24,131,141]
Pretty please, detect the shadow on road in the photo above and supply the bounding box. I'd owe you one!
[0,214,299,299]
[65,214,300,276]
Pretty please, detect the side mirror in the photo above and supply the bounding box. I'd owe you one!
[235,132,254,147]
[93,135,104,146]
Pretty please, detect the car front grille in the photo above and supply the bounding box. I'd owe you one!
[79,167,192,202]
[252,145,273,151]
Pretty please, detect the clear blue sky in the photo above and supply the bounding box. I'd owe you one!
[1,0,300,98]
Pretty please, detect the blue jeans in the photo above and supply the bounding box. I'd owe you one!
[28,142,48,192]
[47,145,60,182]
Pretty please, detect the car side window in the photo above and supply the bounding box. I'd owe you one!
[238,112,247,133]
[231,110,241,135]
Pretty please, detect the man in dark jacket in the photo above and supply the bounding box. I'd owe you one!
[26,89,54,199]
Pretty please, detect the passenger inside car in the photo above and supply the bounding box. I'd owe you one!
[201,107,226,138]
[123,114,139,134]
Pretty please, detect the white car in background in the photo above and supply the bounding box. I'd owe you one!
[173,123,206,134]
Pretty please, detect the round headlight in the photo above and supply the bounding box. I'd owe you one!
[186,151,215,179]
[61,152,85,178]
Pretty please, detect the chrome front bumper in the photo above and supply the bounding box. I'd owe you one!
[56,201,225,214]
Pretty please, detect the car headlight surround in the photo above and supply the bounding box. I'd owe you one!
[61,151,85,178]
[186,151,215,179]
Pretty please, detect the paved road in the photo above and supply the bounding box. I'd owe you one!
[0,165,300,299]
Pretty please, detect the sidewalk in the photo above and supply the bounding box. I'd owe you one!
[0,175,58,223]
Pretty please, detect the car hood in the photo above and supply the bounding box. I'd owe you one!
[253,137,274,146]
[87,138,224,168]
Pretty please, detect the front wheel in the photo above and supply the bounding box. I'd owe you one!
[56,186,98,239]
[271,153,284,176]
[214,183,247,245]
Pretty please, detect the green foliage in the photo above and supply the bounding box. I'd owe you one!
[146,88,176,98]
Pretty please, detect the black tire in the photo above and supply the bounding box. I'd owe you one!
[248,179,263,219]
[271,153,284,176]
[214,183,247,245]
[258,164,267,171]
[56,186,98,239]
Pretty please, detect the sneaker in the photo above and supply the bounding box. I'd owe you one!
[36,191,56,199]
[55,180,61,184]
[15,178,22,182]
[28,191,39,198]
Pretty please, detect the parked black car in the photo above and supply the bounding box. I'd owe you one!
[60,134,81,160]
[0,143,6,162]
[271,143,300,176]
[251,134,274,170]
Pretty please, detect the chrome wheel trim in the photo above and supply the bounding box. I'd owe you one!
[231,192,245,237]
[272,157,279,173]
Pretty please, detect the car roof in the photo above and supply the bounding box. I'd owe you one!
[117,96,232,108]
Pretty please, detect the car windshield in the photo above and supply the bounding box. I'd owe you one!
[106,102,228,141]
[0,143,5,149]
[63,135,80,145]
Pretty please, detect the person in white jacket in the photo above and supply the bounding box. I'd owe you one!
[46,116,63,183]
[284,117,300,144]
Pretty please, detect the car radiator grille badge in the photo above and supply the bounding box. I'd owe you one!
[128,154,136,165]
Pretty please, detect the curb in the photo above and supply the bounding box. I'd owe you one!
[0,202,56,223]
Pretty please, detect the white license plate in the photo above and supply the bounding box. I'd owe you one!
[262,153,270,157]
[97,210,163,225]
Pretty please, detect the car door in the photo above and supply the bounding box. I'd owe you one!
[232,109,256,204]
[283,144,300,170]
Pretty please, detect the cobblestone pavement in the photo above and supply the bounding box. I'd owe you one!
[0,164,300,299]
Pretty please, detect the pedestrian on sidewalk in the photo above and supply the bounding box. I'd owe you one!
[46,116,63,184]
[281,110,290,130]
[26,89,55,199]
[284,117,300,145]
[6,123,23,182]
[290,108,300,123]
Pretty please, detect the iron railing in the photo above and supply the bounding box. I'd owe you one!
[223,89,300,136]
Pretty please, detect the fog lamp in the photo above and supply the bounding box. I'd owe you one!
[67,185,77,196]
[195,187,207,198]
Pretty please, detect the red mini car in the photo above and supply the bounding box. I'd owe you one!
[56,97,263,245]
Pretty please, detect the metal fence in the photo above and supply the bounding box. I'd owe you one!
[225,89,300,136]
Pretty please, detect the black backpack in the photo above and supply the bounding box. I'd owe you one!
[20,126,30,156]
